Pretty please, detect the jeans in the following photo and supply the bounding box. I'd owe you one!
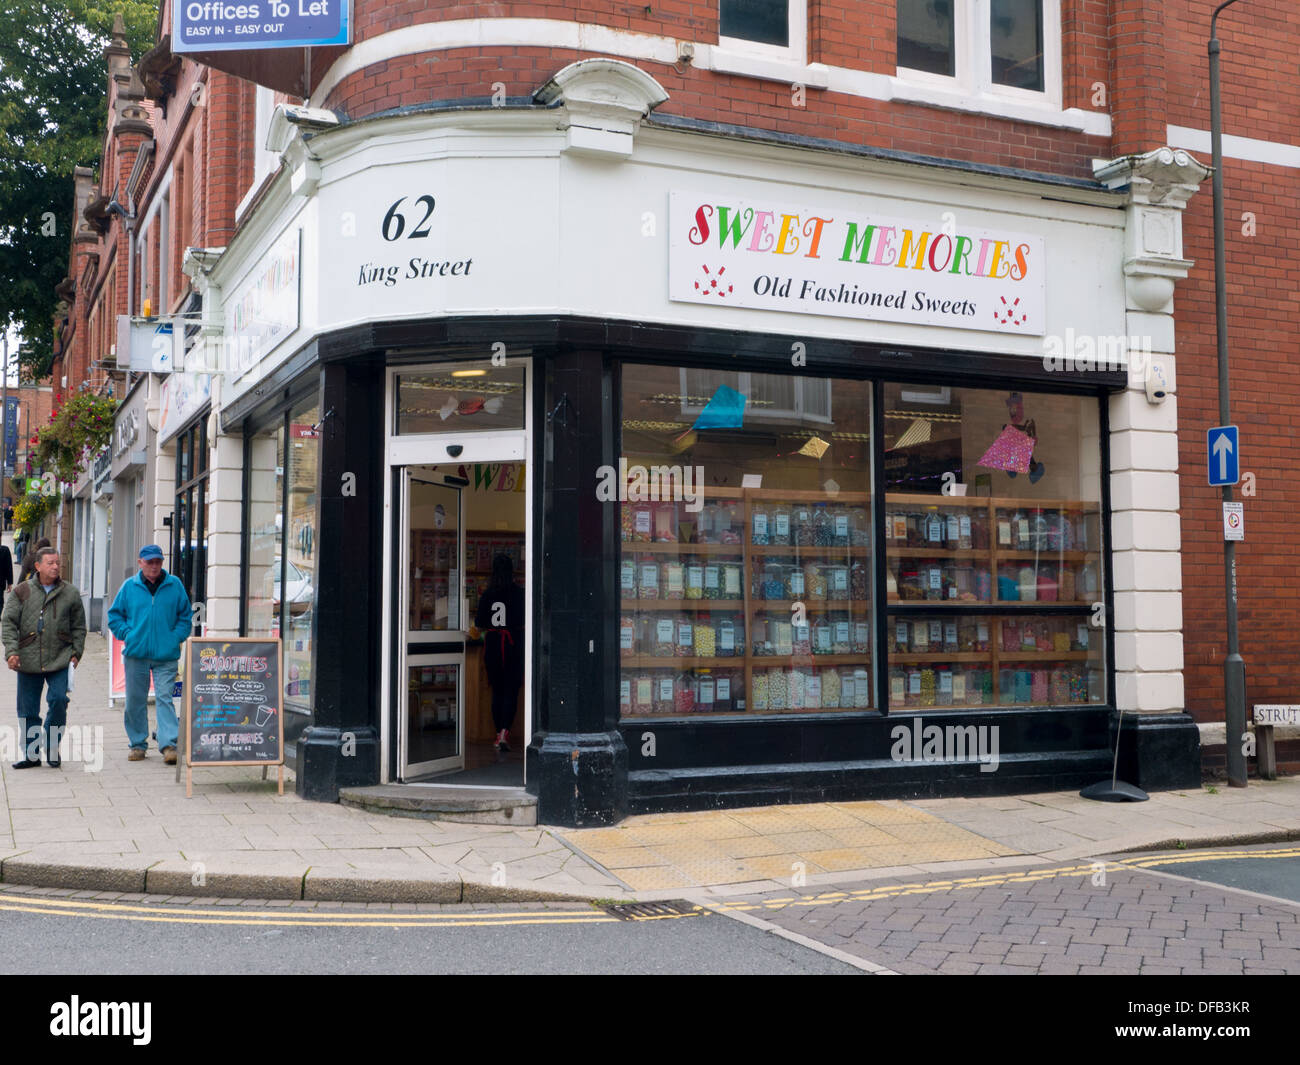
[123,657,179,751]
[16,668,70,761]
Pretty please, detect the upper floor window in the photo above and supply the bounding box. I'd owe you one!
[897,0,1056,101]
[721,0,789,48]
[719,0,807,62]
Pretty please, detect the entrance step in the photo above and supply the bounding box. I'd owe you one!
[338,785,537,826]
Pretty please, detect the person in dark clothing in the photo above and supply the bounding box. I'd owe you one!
[0,544,12,595]
[474,554,524,753]
[18,538,50,584]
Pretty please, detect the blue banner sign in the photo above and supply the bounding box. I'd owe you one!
[3,396,17,475]
[172,0,351,52]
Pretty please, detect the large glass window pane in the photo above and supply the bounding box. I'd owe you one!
[245,422,284,638]
[395,362,525,435]
[284,403,319,716]
[898,0,955,76]
[621,364,874,719]
[720,0,789,48]
[991,0,1044,91]
[882,384,1104,708]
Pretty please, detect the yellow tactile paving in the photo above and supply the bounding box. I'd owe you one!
[881,822,995,844]
[828,801,939,823]
[615,866,701,891]
[557,799,1018,889]
[718,834,804,859]
[733,855,828,880]
[581,846,671,870]
[823,825,900,848]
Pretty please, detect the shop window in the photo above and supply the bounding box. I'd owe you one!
[620,364,874,719]
[896,0,1055,100]
[242,397,319,736]
[284,401,319,716]
[395,363,525,435]
[171,418,209,628]
[244,421,284,639]
[882,383,1104,709]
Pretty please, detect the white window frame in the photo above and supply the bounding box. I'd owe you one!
[678,368,833,426]
[717,0,806,64]
[895,0,1062,111]
[237,85,280,221]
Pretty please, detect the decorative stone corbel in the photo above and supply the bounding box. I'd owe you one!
[534,59,669,158]
[182,247,226,372]
[267,104,338,197]
[1093,147,1211,314]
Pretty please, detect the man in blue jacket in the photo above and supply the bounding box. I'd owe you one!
[107,545,192,764]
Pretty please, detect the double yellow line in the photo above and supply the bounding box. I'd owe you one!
[0,893,641,929]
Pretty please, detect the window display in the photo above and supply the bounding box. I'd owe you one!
[620,365,874,717]
[883,383,1106,709]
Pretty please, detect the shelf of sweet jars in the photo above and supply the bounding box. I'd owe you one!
[627,542,748,555]
[622,599,746,611]
[622,655,744,669]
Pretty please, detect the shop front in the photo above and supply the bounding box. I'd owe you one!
[205,62,1201,824]
[108,376,156,595]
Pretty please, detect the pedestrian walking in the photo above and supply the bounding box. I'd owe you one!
[106,545,192,764]
[0,542,12,596]
[18,537,50,584]
[474,554,525,753]
[1,547,86,768]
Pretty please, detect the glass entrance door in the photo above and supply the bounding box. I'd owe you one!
[400,470,466,778]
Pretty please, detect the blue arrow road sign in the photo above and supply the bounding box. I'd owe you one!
[1208,425,1239,486]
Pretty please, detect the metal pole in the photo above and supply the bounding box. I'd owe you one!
[1210,0,1247,788]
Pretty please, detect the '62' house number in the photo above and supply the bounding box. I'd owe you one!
[381,195,436,241]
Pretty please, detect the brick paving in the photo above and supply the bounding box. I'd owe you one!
[720,859,1300,974]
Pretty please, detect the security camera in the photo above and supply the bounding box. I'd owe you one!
[1144,363,1168,405]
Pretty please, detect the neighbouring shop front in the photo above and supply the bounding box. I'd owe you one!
[201,61,1202,824]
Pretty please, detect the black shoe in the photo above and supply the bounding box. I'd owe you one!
[10,759,40,769]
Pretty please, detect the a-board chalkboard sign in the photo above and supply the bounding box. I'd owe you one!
[185,637,284,796]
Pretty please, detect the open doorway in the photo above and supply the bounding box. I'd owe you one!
[400,460,527,787]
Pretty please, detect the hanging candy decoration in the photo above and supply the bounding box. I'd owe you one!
[439,396,505,420]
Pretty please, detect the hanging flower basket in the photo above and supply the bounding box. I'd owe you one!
[13,491,61,534]
[32,392,118,485]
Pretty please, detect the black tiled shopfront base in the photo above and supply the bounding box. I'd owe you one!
[618,706,1114,813]
[1115,711,1202,792]
[626,750,1117,813]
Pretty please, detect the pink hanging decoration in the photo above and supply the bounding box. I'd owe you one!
[977,425,1036,474]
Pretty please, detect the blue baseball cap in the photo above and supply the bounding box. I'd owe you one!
[139,545,164,560]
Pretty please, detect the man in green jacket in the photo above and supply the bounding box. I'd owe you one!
[1,548,86,768]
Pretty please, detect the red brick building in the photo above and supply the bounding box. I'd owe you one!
[99,0,1291,818]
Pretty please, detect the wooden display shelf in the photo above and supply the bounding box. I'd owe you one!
[750,599,871,610]
[998,650,1091,661]
[888,598,1095,607]
[750,654,872,667]
[748,544,870,556]
[618,489,1099,716]
[622,655,747,668]
[623,541,746,554]
[885,546,989,559]
[993,549,1095,561]
[622,599,745,611]
[890,652,996,663]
